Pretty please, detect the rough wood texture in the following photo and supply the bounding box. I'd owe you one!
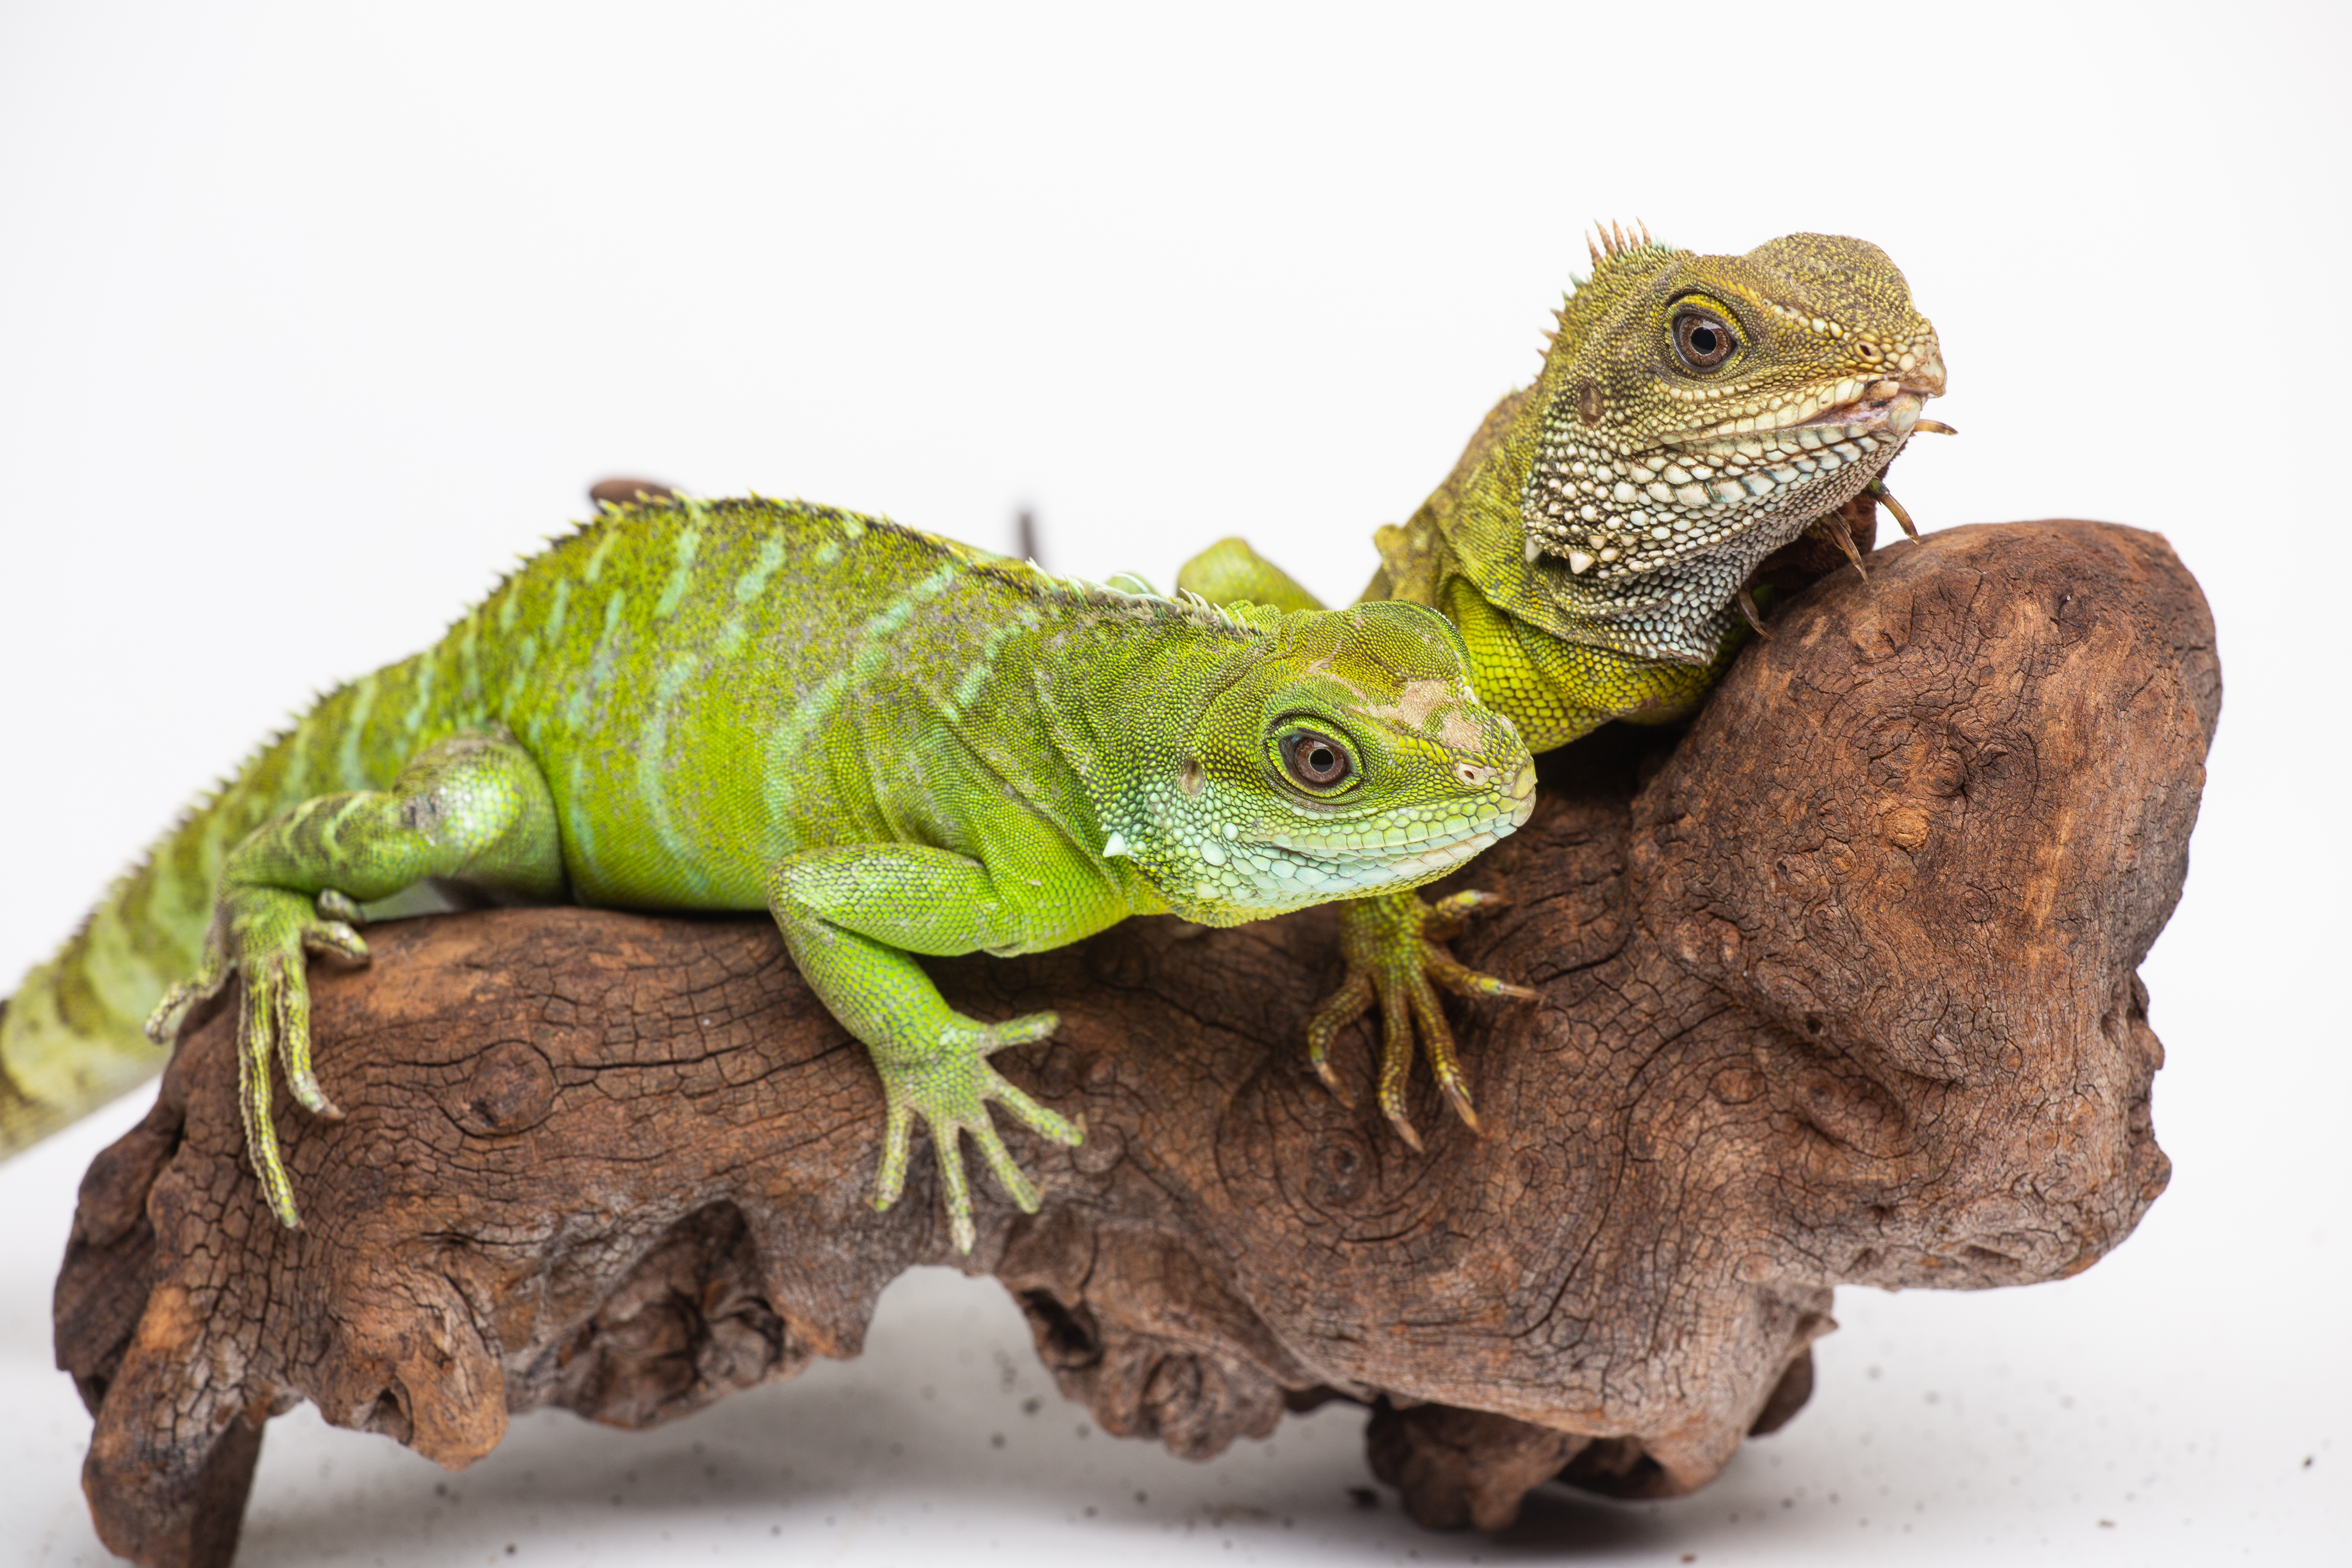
[54,520,2217,1565]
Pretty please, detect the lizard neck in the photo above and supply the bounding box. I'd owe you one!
[1369,385,1540,615]
[1379,374,1773,668]
[1030,613,1267,913]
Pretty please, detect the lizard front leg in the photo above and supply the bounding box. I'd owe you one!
[1178,541,1747,1144]
[145,729,566,1225]
[1176,539,1547,1141]
[766,842,1104,1253]
[1311,585,1745,1142]
[1306,888,1537,1145]
[1172,536,1329,614]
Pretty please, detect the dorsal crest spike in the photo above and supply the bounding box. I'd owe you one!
[1588,219,1651,263]
[1574,221,1676,291]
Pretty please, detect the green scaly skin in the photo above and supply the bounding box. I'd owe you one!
[4,496,1537,1252]
[1178,227,1948,1142]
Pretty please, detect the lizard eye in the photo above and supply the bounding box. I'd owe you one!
[1277,729,1354,791]
[1671,304,1739,373]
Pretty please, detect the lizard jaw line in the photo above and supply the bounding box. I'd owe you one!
[1181,821,1513,915]
[1679,389,1926,454]
[1263,802,1527,870]
[1673,374,1941,450]
[1787,387,1927,437]
[1286,830,1501,895]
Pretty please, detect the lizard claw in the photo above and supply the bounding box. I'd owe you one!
[1304,888,1535,1143]
[1421,888,1508,943]
[302,919,370,965]
[151,884,362,1228]
[315,888,369,926]
[869,1010,1079,1253]
[1819,505,1870,579]
[1868,478,1922,542]
[145,959,228,1047]
[1305,970,1374,1107]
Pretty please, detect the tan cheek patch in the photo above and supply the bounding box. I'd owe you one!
[1358,678,1455,730]
[1435,706,1481,752]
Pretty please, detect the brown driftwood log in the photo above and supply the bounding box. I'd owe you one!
[54,519,2217,1567]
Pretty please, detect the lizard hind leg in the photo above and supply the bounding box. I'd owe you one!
[146,730,566,1228]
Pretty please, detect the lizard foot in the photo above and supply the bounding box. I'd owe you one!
[1304,889,1537,1149]
[145,885,371,1228]
[868,1011,1084,1253]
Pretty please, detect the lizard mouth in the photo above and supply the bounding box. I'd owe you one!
[1267,823,1502,895]
[1262,785,1534,889]
[1787,380,1930,438]
[1520,349,1947,665]
[1619,368,1945,560]
[1155,799,1526,919]
[1677,371,1943,457]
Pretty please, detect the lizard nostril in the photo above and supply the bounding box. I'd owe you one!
[1454,763,1496,788]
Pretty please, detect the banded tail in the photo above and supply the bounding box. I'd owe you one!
[0,646,451,1155]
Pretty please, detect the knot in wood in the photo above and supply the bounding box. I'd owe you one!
[453,1041,556,1135]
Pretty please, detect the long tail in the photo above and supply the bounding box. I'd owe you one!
[0,650,444,1155]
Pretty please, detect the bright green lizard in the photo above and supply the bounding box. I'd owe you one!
[0,496,1535,1249]
[1177,227,1949,1142]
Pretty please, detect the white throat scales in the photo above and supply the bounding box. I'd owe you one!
[1522,385,1925,663]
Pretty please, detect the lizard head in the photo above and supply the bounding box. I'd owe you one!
[1517,227,1945,660]
[1104,600,1536,925]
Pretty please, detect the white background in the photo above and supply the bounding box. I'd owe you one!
[2,3,2345,1563]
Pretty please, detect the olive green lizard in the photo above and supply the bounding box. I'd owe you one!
[0,496,1535,1249]
[1177,227,1949,1142]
